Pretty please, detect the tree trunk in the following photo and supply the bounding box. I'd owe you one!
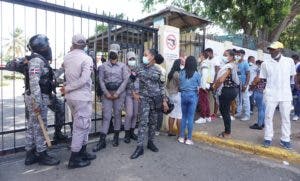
[257,28,269,50]
[269,1,300,42]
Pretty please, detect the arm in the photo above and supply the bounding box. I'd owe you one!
[214,65,220,82]
[115,64,130,97]
[99,65,110,97]
[28,58,43,110]
[212,69,231,91]
[64,58,92,93]
[201,67,210,89]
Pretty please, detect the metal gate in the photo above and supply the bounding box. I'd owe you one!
[0,0,158,155]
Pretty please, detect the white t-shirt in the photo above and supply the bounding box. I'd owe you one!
[259,56,296,102]
[208,56,221,83]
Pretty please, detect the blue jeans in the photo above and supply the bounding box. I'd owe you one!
[293,89,300,116]
[253,91,265,127]
[236,88,250,118]
[180,91,198,140]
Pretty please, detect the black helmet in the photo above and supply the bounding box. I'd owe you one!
[27,34,52,60]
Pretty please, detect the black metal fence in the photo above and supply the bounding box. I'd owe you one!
[0,0,158,155]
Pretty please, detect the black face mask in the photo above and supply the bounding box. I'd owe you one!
[38,47,52,61]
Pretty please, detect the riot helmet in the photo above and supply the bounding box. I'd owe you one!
[27,34,52,61]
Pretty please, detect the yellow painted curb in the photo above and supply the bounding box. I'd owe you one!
[191,131,300,164]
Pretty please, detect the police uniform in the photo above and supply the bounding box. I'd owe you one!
[130,62,165,159]
[93,44,129,151]
[24,34,60,166]
[124,51,139,143]
[63,34,96,169]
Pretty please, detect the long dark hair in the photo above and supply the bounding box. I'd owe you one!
[168,59,181,81]
[184,56,197,79]
[149,48,164,64]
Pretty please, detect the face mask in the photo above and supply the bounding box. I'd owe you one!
[143,56,149,65]
[273,53,281,60]
[180,65,184,70]
[249,62,253,66]
[222,56,229,63]
[235,55,241,60]
[128,60,136,67]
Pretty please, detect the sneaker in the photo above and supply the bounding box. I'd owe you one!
[235,113,242,118]
[292,115,299,121]
[240,116,250,121]
[262,140,272,148]
[178,137,185,144]
[249,123,263,130]
[280,140,292,150]
[195,118,206,124]
[155,131,160,136]
[185,139,194,145]
[230,116,235,121]
[205,117,211,122]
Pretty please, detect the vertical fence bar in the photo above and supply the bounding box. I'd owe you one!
[1,0,4,151]
[93,8,97,133]
[80,5,83,34]
[45,0,47,35]
[12,2,16,150]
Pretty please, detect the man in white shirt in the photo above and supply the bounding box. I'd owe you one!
[205,48,221,120]
[259,41,296,149]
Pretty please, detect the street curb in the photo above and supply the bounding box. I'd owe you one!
[191,131,300,164]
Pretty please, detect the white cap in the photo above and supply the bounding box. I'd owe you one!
[72,34,86,46]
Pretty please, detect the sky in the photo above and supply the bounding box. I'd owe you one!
[0,0,224,66]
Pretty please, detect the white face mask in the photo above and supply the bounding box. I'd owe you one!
[180,64,184,70]
[249,62,253,66]
[222,56,229,63]
[142,56,149,64]
[273,53,281,60]
[128,60,136,67]
[235,55,241,60]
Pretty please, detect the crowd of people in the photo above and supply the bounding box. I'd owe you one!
[6,33,300,169]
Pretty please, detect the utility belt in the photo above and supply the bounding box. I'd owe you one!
[105,82,121,91]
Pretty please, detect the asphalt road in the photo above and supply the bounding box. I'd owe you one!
[0,135,299,181]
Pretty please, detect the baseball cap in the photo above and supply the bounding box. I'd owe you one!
[127,51,136,60]
[267,41,284,49]
[109,44,120,54]
[72,34,86,46]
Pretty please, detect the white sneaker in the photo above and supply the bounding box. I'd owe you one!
[292,115,299,121]
[205,117,211,122]
[240,116,250,121]
[178,137,185,143]
[231,116,235,121]
[235,113,242,118]
[195,118,206,124]
[155,131,160,136]
[185,139,194,145]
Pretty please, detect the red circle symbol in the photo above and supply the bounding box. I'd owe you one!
[166,34,176,50]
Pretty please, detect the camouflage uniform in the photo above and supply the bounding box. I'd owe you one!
[133,64,165,146]
[24,57,51,153]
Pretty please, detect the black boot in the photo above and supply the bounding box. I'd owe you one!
[93,133,106,152]
[53,130,69,143]
[25,148,38,165]
[147,140,159,152]
[130,128,138,140]
[124,130,131,144]
[130,146,144,159]
[38,151,60,166]
[113,131,119,147]
[68,152,91,169]
[79,145,96,161]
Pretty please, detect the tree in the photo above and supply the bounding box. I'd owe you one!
[3,28,26,61]
[279,15,300,51]
[95,13,125,34]
[142,0,300,49]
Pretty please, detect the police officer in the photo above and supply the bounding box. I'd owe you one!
[61,34,96,169]
[93,44,129,152]
[130,48,168,159]
[24,34,60,165]
[5,57,68,143]
[124,51,139,143]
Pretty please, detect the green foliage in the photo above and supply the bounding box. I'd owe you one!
[279,15,300,51]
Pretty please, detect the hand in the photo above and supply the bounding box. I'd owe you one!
[105,93,113,100]
[242,85,247,92]
[112,94,119,100]
[34,106,41,114]
[60,86,65,95]
[132,92,141,102]
[163,100,169,113]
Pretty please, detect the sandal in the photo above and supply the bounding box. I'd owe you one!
[218,132,231,138]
